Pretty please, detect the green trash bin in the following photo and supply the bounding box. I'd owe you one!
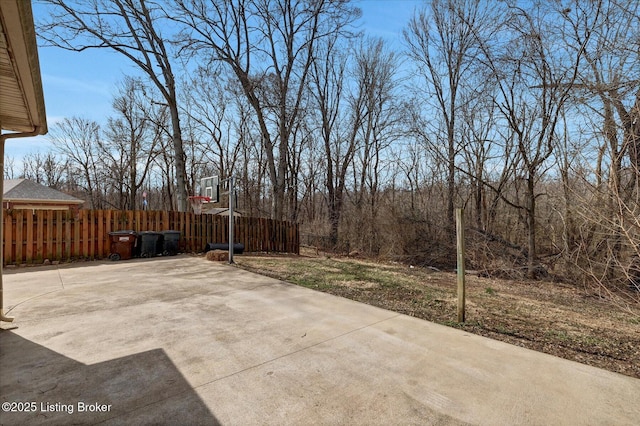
[139,231,163,258]
[161,230,181,256]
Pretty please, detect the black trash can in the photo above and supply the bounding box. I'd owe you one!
[204,242,245,254]
[139,231,163,257]
[108,230,138,261]
[161,230,181,256]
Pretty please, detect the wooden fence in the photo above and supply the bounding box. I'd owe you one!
[2,209,299,265]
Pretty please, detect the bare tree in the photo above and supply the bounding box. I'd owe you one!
[548,0,640,285]
[297,128,324,226]
[234,96,269,217]
[349,37,403,255]
[458,87,500,231]
[478,2,598,277]
[21,152,67,189]
[308,28,353,247]
[102,78,162,209]
[404,0,494,235]
[4,156,17,180]
[181,66,242,184]
[172,0,359,220]
[49,117,104,208]
[39,0,190,211]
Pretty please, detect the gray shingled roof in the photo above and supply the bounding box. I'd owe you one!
[3,179,83,203]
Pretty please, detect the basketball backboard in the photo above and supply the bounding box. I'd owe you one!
[200,176,219,203]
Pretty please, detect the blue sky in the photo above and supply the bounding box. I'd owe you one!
[6,0,422,161]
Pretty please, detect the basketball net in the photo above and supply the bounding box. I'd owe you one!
[188,196,210,215]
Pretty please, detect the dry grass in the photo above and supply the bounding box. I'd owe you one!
[235,252,640,379]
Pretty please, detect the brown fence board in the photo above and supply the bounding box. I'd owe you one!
[64,213,71,259]
[88,210,95,259]
[46,210,53,260]
[25,211,33,262]
[73,213,80,258]
[55,211,62,260]
[15,210,23,263]
[81,210,89,259]
[35,211,42,261]
[134,210,141,232]
[97,210,104,256]
[3,211,10,265]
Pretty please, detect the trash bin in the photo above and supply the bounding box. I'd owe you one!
[204,242,245,254]
[108,230,138,261]
[139,231,163,258]
[161,230,181,256]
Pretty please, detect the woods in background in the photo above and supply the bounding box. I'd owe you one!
[10,0,639,296]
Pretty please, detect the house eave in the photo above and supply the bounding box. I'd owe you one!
[4,198,84,205]
[0,0,47,134]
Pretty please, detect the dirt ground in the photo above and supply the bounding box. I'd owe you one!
[235,250,640,379]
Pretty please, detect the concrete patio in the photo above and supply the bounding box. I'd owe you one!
[1,255,638,425]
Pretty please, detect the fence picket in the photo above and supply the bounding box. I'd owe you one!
[46,210,53,260]
[3,210,11,265]
[82,210,89,259]
[15,210,23,263]
[64,212,72,259]
[25,211,33,262]
[55,211,63,260]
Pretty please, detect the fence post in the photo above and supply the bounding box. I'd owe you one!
[456,208,466,323]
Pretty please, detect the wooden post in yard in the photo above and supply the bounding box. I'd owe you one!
[228,176,235,264]
[456,208,466,323]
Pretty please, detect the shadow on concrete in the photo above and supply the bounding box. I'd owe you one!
[0,330,218,425]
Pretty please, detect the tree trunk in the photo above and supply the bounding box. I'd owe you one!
[170,104,188,212]
[447,131,456,237]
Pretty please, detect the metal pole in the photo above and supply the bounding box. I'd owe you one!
[0,137,8,322]
[228,176,234,264]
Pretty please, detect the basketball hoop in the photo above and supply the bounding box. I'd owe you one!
[188,196,210,215]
